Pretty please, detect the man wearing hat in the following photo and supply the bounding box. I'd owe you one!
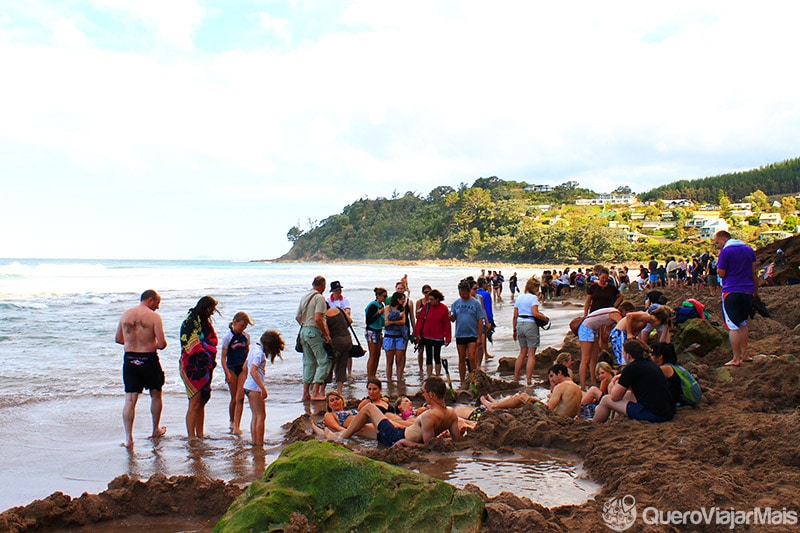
[327,280,351,317]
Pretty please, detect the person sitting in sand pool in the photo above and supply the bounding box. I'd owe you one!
[593,340,675,424]
[581,362,616,406]
[395,396,427,422]
[243,330,284,446]
[555,352,575,384]
[650,342,684,407]
[320,376,462,448]
[321,391,377,438]
[357,377,396,416]
[481,364,583,418]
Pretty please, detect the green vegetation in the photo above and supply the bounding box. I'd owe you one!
[282,158,800,263]
[639,156,800,203]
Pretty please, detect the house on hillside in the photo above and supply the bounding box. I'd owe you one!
[575,193,637,206]
[685,211,721,228]
[629,212,645,221]
[759,230,793,240]
[758,213,783,226]
[608,220,630,231]
[662,199,693,208]
[524,184,553,193]
[699,218,730,238]
[641,220,676,233]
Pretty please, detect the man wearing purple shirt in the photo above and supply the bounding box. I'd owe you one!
[714,231,759,367]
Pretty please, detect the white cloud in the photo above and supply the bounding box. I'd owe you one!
[1,1,799,259]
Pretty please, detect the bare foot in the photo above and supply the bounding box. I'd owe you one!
[121,440,134,449]
[309,396,326,401]
[301,394,311,401]
[724,360,741,367]
[480,395,494,410]
[742,356,754,362]
[149,426,167,439]
[232,428,244,436]
[310,422,325,437]
[323,427,344,440]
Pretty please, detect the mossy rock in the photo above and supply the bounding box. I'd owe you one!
[213,440,484,532]
[674,318,727,357]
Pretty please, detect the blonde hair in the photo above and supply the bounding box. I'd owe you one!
[555,352,573,364]
[229,311,254,329]
[325,390,346,412]
[524,276,541,294]
[595,361,615,379]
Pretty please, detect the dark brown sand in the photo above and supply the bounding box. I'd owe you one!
[4,284,799,532]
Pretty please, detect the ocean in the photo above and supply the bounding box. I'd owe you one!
[0,258,582,511]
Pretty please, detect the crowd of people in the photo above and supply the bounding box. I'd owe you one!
[116,231,758,450]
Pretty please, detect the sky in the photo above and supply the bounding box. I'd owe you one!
[1,1,799,260]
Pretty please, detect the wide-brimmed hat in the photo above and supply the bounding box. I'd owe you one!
[330,280,344,292]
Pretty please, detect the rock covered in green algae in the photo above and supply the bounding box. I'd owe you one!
[213,440,484,533]
[674,318,728,358]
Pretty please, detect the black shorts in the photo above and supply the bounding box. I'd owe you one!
[123,352,165,393]
[227,364,244,376]
[377,418,406,447]
[722,292,753,328]
[456,337,478,346]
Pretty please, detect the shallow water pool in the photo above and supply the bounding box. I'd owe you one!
[411,448,601,508]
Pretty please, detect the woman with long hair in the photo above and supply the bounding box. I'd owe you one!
[414,289,451,377]
[383,291,408,382]
[180,296,219,439]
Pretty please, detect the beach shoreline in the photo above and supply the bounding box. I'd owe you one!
[3,269,799,531]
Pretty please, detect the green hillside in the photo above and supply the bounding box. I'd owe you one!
[281,159,800,263]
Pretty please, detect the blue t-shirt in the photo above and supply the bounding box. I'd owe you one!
[450,297,486,338]
[476,288,494,323]
[717,240,757,293]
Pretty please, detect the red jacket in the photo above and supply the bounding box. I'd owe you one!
[414,301,451,344]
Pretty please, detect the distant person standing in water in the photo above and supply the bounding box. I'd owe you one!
[180,296,219,439]
[220,311,254,435]
[508,272,519,301]
[116,290,167,449]
[296,276,331,401]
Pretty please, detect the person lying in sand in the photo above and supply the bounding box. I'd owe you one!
[480,364,583,418]
[320,376,461,448]
[321,391,377,438]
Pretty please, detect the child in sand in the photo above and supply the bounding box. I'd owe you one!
[243,330,284,446]
[220,311,254,435]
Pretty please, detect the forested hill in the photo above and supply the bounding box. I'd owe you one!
[280,158,800,263]
[638,157,800,203]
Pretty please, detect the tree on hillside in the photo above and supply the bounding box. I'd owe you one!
[613,185,632,195]
[746,190,769,212]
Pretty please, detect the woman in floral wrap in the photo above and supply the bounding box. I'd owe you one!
[180,296,219,439]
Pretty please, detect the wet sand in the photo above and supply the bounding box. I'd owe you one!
[0,295,580,513]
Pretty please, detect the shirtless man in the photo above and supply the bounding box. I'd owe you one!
[480,364,582,418]
[323,376,461,447]
[115,290,168,448]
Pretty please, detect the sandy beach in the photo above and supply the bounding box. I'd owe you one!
[3,280,800,532]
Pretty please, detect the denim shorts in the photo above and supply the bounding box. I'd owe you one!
[383,336,407,351]
[577,322,597,343]
[366,329,383,344]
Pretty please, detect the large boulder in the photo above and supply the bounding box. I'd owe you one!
[673,318,728,357]
[213,440,484,533]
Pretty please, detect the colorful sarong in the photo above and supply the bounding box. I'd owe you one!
[180,315,218,405]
